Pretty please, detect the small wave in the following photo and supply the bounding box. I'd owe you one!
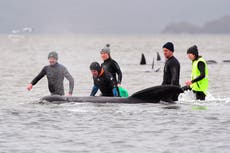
[178,91,196,102]
[178,91,230,104]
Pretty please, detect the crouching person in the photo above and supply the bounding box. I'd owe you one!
[89,62,118,97]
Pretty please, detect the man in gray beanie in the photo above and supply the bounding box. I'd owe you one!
[27,51,74,96]
[162,42,181,101]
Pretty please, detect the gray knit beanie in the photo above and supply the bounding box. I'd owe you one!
[48,51,58,60]
[100,44,111,54]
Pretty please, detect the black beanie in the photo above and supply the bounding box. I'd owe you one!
[163,42,174,52]
[187,45,199,57]
[90,62,101,72]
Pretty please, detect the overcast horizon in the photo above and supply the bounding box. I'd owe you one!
[1,0,230,34]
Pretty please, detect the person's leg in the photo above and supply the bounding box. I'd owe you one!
[112,87,118,96]
[195,91,206,100]
[115,86,120,97]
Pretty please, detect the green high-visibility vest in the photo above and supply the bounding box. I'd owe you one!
[191,57,209,95]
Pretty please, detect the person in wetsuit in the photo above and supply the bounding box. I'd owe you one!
[27,51,74,96]
[100,44,122,96]
[90,62,117,97]
[184,45,209,100]
[162,42,181,101]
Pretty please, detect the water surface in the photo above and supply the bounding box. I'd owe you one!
[0,34,230,153]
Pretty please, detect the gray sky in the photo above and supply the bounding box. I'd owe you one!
[1,0,230,34]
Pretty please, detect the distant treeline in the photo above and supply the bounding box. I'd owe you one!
[162,15,230,34]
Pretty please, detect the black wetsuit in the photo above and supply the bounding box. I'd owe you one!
[192,58,206,100]
[90,71,116,97]
[101,58,122,85]
[162,56,180,86]
[31,63,74,95]
[101,58,122,96]
[162,56,180,101]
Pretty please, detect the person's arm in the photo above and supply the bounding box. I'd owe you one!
[113,61,122,85]
[90,85,99,96]
[27,67,46,90]
[161,66,166,85]
[185,61,206,86]
[107,73,118,96]
[63,67,74,95]
[191,61,205,83]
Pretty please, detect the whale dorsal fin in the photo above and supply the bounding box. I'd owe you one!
[140,53,146,65]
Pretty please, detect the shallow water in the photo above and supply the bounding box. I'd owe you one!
[0,34,230,153]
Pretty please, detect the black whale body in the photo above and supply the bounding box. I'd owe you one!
[41,85,183,104]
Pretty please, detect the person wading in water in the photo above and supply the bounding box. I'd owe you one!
[162,42,180,101]
[184,45,209,100]
[100,44,122,96]
[27,51,74,96]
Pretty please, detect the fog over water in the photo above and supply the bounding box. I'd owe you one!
[1,0,230,33]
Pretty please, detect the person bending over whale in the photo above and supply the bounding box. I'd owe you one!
[100,44,122,96]
[90,62,118,97]
[27,51,74,96]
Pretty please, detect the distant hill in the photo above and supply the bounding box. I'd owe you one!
[162,15,230,34]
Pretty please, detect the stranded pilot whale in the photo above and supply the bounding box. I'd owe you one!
[40,85,183,104]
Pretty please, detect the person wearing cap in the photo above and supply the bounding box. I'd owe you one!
[89,62,118,97]
[184,45,208,100]
[162,42,180,101]
[100,44,122,96]
[27,51,74,96]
